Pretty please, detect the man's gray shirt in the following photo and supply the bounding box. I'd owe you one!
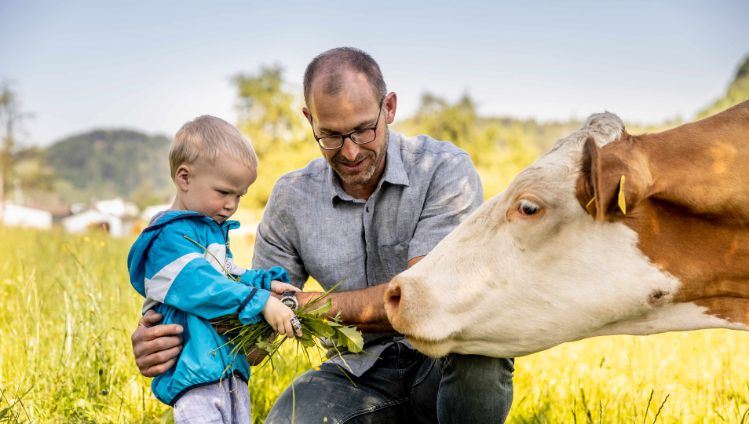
[252,130,483,376]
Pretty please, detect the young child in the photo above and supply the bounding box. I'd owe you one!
[127,115,301,422]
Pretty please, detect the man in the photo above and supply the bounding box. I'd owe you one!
[132,47,514,423]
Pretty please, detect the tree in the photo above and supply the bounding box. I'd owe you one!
[396,92,543,197]
[406,92,480,152]
[234,65,307,157]
[233,65,319,208]
[0,83,29,208]
[398,92,503,168]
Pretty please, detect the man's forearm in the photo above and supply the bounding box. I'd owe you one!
[300,284,393,332]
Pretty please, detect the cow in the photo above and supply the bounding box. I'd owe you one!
[384,100,749,359]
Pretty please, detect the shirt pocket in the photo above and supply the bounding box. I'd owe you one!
[378,239,411,279]
[307,249,365,290]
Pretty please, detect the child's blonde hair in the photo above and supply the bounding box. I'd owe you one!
[169,115,258,178]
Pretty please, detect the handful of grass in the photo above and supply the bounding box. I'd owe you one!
[212,290,364,365]
[183,234,364,365]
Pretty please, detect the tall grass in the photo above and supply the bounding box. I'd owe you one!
[0,225,165,422]
[512,331,749,422]
[1,225,748,422]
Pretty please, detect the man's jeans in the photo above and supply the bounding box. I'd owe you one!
[265,343,514,423]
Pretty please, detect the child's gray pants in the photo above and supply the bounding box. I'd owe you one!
[173,374,251,423]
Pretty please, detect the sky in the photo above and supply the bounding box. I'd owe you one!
[1,0,748,147]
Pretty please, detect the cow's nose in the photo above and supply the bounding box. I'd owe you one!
[384,279,402,318]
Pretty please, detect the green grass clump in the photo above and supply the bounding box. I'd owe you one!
[214,290,363,370]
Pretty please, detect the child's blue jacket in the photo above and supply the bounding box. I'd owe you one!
[127,210,288,405]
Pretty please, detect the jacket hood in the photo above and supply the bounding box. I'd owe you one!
[127,210,239,296]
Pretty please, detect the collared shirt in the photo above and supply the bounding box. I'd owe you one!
[252,130,483,375]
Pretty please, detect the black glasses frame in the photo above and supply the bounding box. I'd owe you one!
[310,97,385,150]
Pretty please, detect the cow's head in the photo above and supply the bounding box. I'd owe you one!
[385,110,749,358]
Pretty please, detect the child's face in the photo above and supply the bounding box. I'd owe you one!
[178,155,256,223]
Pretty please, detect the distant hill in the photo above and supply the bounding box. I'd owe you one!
[45,129,173,205]
[698,56,749,118]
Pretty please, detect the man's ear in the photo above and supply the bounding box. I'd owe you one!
[384,92,397,125]
[302,106,312,124]
[174,164,191,192]
[576,137,643,221]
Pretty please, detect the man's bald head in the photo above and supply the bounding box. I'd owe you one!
[303,47,387,107]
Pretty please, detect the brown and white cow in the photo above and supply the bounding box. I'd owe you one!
[385,100,749,358]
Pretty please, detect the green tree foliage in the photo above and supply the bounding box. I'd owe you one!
[698,55,749,118]
[13,147,55,191]
[234,65,319,209]
[405,93,483,155]
[395,92,579,197]
[234,65,308,157]
[45,129,172,204]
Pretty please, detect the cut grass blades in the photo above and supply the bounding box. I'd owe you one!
[213,288,364,369]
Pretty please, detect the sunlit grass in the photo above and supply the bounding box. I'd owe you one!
[511,331,749,423]
[1,225,747,423]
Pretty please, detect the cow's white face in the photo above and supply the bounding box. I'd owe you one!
[385,113,691,358]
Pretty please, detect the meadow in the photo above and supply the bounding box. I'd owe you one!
[1,225,748,423]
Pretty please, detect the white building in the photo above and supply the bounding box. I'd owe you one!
[0,203,53,229]
[96,198,139,218]
[62,198,139,237]
[62,209,123,236]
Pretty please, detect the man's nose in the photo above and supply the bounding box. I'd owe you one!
[339,136,361,161]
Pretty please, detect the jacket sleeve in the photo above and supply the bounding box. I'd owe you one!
[226,255,290,291]
[238,265,290,290]
[144,224,270,325]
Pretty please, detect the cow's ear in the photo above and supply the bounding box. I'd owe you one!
[576,137,639,221]
[576,137,608,220]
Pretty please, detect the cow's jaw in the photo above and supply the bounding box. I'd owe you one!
[590,302,748,337]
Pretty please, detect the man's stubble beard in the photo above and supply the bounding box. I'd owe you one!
[332,130,389,188]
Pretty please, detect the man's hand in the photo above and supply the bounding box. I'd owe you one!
[131,310,183,377]
[270,280,301,295]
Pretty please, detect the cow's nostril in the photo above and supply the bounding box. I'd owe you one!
[385,283,402,314]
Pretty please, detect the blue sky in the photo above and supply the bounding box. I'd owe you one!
[1,0,748,146]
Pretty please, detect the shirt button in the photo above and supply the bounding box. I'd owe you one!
[365,206,370,213]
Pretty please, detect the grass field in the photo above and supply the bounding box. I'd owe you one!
[1,225,748,423]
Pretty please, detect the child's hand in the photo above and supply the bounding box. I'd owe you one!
[271,280,301,295]
[262,297,303,338]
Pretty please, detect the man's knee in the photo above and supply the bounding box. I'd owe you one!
[438,355,514,422]
[265,371,328,424]
[444,354,514,383]
[265,365,403,424]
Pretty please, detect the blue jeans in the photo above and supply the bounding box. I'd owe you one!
[265,343,514,423]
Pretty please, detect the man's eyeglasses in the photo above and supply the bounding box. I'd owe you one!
[311,97,385,150]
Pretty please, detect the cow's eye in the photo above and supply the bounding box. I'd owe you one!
[519,199,540,216]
